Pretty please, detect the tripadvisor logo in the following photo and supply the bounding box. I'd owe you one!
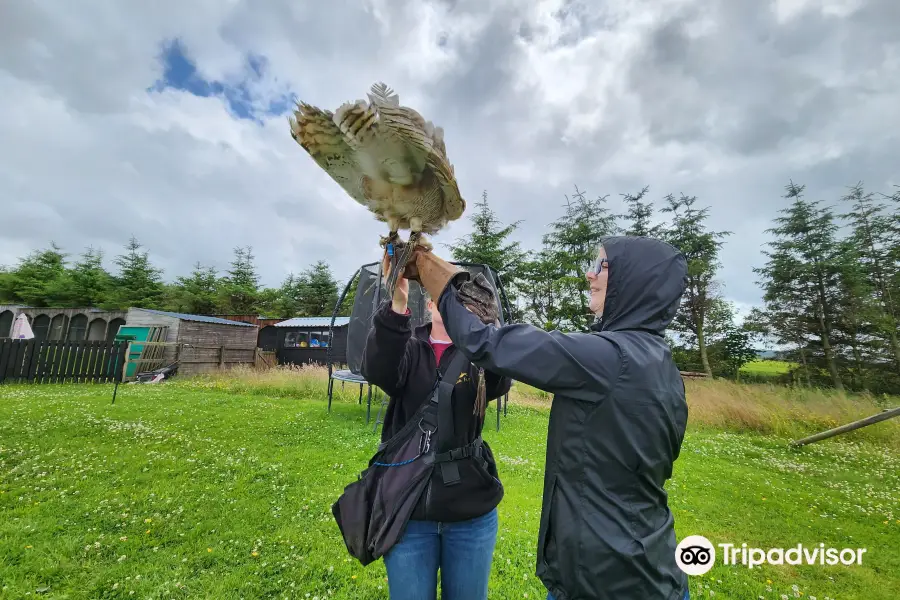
[676,535,716,575]
[676,536,868,574]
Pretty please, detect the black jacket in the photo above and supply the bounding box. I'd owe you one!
[360,301,512,523]
[437,236,690,600]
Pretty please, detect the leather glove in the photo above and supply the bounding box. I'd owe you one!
[408,245,501,325]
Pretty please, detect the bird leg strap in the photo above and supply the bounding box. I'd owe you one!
[401,244,500,326]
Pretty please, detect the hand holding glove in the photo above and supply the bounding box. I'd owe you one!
[393,243,500,326]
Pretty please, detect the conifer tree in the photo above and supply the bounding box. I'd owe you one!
[107,236,165,310]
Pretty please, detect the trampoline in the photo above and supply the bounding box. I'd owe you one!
[325,258,514,432]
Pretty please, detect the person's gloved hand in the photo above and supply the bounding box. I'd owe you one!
[406,245,500,325]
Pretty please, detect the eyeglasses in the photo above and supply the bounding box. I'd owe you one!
[588,257,609,275]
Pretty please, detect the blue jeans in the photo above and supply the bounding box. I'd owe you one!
[384,508,498,600]
[548,589,689,599]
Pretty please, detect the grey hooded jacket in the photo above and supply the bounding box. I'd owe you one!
[437,235,690,600]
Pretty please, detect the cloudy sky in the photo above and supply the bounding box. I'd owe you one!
[2,0,898,318]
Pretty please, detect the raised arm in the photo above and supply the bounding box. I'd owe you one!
[437,284,619,402]
[360,301,413,396]
[360,267,414,396]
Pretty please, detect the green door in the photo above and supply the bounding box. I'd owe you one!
[116,327,150,377]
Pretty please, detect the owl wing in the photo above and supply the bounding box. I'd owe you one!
[366,83,465,222]
[331,98,421,188]
[288,102,371,208]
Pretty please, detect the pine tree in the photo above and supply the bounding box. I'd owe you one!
[841,182,900,370]
[255,287,285,318]
[618,186,665,238]
[518,249,568,330]
[217,246,260,314]
[259,273,304,318]
[296,261,339,317]
[447,190,528,322]
[660,193,731,376]
[55,247,113,307]
[167,263,219,315]
[108,236,164,310]
[1,243,69,307]
[754,182,844,390]
[542,185,619,331]
[831,238,884,390]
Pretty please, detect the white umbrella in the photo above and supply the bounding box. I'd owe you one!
[10,313,34,339]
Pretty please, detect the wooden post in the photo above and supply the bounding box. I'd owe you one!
[219,345,225,369]
[790,407,900,447]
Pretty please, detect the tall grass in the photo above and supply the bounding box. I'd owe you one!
[188,364,333,400]
[195,364,900,447]
[683,378,899,445]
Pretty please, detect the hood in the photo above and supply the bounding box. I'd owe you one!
[597,236,687,335]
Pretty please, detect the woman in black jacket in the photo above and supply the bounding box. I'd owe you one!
[361,262,512,600]
[407,238,691,600]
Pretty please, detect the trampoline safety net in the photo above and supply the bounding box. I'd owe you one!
[342,261,508,376]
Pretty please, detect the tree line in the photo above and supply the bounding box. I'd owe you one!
[0,239,345,319]
[2,181,897,394]
[446,183,899,396]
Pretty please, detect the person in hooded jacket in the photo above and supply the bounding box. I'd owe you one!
[360,255,512,600]
[406,235,691,600]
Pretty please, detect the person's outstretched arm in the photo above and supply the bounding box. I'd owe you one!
[438,284,618,403]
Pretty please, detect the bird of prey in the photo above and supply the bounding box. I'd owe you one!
[288,82,466,295]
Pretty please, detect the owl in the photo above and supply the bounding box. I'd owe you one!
[288,82,466,294]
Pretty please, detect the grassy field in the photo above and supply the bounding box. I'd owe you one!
[740,360,797,377]
[1,367,898,599]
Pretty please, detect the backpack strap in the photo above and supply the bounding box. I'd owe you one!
[433,436,484,464]
[431,349,471,486]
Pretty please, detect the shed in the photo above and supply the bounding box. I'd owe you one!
[124,308,258,378]
[208,315,283,351]
[274,316,350,367]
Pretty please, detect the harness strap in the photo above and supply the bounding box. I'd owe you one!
[434,350,471,486]
[432,437,484,464]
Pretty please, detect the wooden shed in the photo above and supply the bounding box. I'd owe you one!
[275,316,350,368]
[124,308,258,378]
[207,314,282,351]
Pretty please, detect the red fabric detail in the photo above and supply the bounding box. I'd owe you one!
[430,339,452,365]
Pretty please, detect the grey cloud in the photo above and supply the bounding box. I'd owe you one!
[1,0,898,315]
[424,17,523,121]
[627,1,900,155]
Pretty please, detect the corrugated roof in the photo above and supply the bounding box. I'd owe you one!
[134,308,256,327]
[275,316,351,328]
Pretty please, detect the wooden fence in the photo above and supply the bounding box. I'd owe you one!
[0,339,128,384]
[255,349,276,369]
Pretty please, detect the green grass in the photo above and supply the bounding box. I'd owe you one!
[1,378,898,599]
[740,360,797,376]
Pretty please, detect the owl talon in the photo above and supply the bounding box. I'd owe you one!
[380,231,401,248]
[414,234,432,251]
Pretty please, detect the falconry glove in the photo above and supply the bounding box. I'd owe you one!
[397,245,499,326]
